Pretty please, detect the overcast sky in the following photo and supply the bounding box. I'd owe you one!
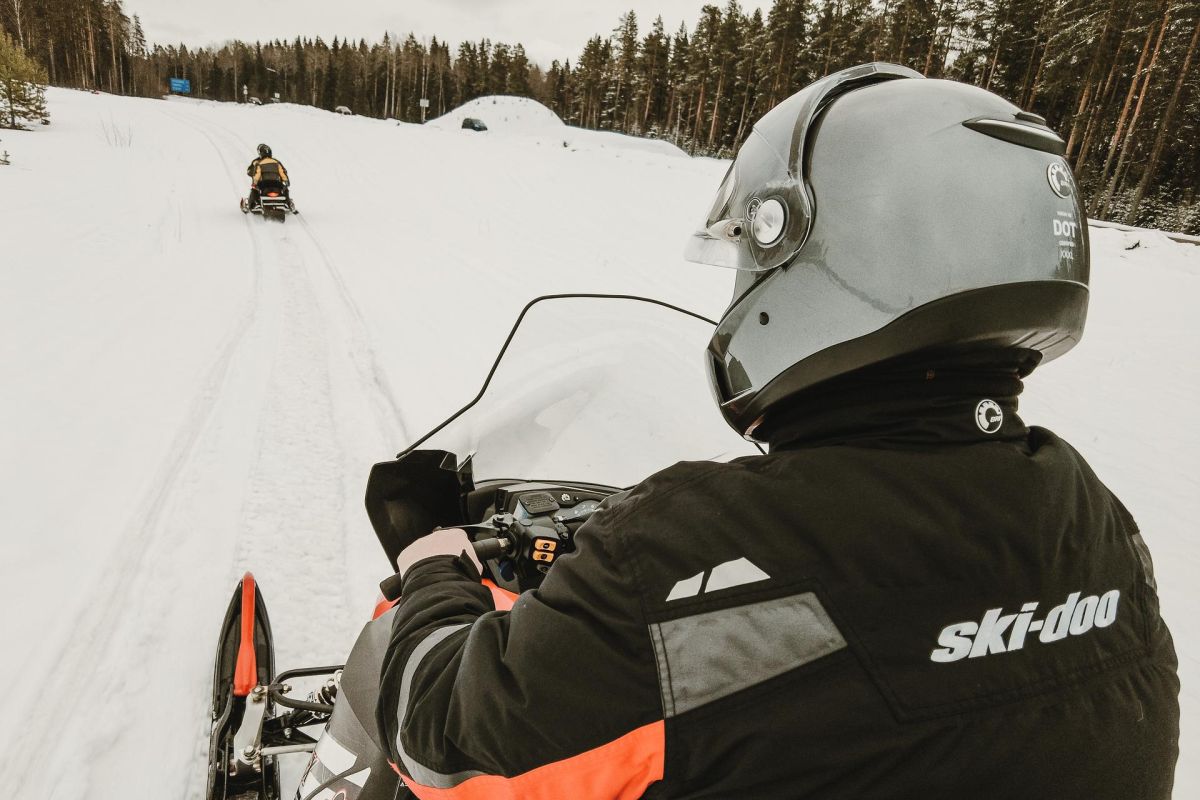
[128,1,770,67]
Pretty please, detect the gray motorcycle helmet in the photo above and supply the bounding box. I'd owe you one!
[685,63,1089,440]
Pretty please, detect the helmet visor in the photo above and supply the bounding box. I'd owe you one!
[684,62,924,273]
[683,130,794,272]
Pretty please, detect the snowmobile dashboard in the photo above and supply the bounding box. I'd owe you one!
[364,448,621,593]
[477,481,610,523]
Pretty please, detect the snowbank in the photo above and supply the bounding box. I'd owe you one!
[427,93,566,133]
[428,93,687,158]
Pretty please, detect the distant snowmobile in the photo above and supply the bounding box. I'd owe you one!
[239,180,297,222]
[241,143,299,222]
[203,295,760,799]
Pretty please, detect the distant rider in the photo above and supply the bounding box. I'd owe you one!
[245,143,292,211]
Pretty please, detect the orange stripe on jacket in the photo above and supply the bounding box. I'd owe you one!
[374,580,514,621]
[481,579,517,611]
[399,719,664,800]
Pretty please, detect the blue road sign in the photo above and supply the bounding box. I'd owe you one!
[170,78,191,94]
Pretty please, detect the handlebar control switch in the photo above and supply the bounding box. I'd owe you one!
[531,536,560,573]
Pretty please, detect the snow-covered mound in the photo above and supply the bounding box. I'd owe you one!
[427,94,565,133]
[0,89,1197,798]
[568,126,689,158]
[428,93,687,158]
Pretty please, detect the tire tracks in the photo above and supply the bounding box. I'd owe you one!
[297,216,410,445]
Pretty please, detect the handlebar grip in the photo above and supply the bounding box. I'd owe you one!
[472,537,510,561]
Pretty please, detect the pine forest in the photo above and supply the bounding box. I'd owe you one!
[2,0,1198,232]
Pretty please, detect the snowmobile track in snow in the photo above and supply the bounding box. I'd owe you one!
[4,194,267,800]
[2,106,404,799]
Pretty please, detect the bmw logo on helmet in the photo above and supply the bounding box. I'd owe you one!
[975,400,1004,434]
[1047,162,1073,199]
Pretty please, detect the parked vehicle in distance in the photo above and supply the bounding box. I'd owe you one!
[335,106,353,115]
[461,117,488,131]
[248,97,263,106]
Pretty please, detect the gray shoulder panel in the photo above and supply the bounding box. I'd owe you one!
[649,592,846,717]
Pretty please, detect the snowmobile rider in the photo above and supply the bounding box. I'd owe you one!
[246,143,290,210]
[373,64,1180,799]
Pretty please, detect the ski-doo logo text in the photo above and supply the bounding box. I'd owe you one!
[930,589,1120,663]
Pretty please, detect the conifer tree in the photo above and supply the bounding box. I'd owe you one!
[4,0,1199,231]
[636,16,670,131]
[0,31,47,128]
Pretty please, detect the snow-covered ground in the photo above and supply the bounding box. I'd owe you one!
[0,89,1197,797]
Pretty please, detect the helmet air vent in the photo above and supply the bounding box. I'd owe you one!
[962,117,1066,156]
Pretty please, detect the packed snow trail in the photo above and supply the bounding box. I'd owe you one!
[0,90,1197,797]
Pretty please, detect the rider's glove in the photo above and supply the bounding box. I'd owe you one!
[395,528,482,585]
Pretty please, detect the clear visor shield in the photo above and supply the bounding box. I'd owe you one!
[683,132,800,272]
[683,63,923,273]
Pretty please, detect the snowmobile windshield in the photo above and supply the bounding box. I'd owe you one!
[401,295,762,488]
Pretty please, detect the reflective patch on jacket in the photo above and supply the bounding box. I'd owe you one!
[649,592,846,717]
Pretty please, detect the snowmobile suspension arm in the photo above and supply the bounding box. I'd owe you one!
[270,665,344,714]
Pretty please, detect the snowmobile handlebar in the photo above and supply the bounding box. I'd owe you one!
[463,506,602,592]
[471,535,513,561]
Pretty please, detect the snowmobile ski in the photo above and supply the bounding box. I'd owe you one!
[206,573,281,800]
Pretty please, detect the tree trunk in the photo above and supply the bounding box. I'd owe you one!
[1075,14,1132,174]
[391,55,399,119]
[6,78,17,128]
[1025,1,1061,109]
[1125,13,1200,222]
[825,0,843,76]
[1065,79,1094,160]
[708,65,725,148]
[47,35,56,84]
[1097,12,1158,189]
[1065,0,1120,160]
[109,8,121,94]
[421,49,429,122]
[984,40,1002,89]
[924,0,949,75]
[897,9,912,63]
[771,31,789,106]
[10,0,24,48]
[383,49,392,118]
[1096,3,1171,217]
[734,63,754,143]
[935,0,963,77]
[86,6,98,88]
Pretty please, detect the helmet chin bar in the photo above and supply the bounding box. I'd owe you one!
[714,282,1088,440]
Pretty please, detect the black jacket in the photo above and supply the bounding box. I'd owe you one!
[377,367,1179,799]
